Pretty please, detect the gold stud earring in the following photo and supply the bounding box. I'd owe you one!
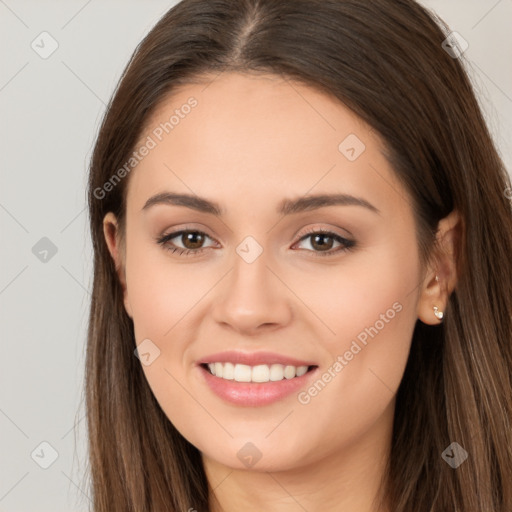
[433,306,444,321]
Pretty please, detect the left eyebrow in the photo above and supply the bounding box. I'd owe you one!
[141,191,381,216]
[277,193,381,216]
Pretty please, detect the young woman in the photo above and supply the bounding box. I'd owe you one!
[85,0,512,510]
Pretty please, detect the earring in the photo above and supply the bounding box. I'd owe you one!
[433,275,444,321]
[433,306,444,321]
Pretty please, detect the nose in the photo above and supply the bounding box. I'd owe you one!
[210,243,294,335]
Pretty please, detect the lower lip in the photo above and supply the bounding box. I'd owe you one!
[197,364,319,406]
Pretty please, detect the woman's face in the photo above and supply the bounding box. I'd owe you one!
[104,72,433,472]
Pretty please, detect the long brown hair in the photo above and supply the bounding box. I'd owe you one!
[84,0,512,510]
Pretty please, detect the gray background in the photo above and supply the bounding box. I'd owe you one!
[1,1,511,510]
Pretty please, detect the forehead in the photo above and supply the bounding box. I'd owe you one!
[126,72,407,219]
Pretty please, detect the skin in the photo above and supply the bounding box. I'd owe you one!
[103,72,460,512]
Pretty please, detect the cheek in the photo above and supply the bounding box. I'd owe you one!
[289,240,420,437]
[124,235,215,342]
[289,236,419,347]
[123,241,213,418]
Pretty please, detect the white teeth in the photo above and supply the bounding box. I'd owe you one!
[269,364,284,381]
[284,365,296,379]
[205,362,310,382]
[251,364,270,382]
[296,365,308,377]
[222,362,235,379]
[234,364,252,382]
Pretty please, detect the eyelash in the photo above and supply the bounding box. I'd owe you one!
[155,227,356,258]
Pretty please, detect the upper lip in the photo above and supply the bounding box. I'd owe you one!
[198,350,316,367]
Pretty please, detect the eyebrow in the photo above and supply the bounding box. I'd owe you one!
[142,191,380,216]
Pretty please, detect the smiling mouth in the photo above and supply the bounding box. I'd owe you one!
[200,362,318,383]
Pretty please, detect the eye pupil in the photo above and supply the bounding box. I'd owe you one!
[311,234,333,251]
[183,232,204,249]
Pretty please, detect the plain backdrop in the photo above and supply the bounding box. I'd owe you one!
[1,1,511,510]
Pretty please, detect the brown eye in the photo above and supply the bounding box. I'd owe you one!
[294,229,356,257]
[309,233,335,251]
[180,231,206,249]
[156,229,216,256]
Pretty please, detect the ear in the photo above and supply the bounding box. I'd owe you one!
[103,212,133,318]
[417,209,461,325]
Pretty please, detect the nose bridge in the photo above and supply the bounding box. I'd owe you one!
[229,234,275,305]
[211,234,292,331]
[232,235,270,293]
